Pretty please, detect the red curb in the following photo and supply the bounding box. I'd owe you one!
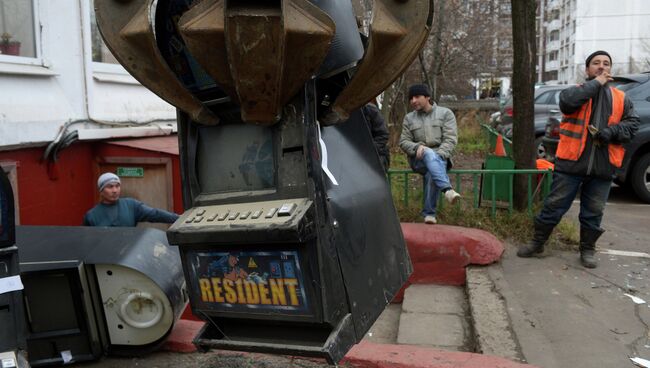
[162,319,204,353]
[180,304,202,321]
[341,341,538,368]
[393,223,504,302]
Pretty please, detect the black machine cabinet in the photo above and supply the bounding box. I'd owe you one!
[167,86,411,363]
[0,168,29,368]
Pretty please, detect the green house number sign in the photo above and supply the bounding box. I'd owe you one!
[116,167,144,177]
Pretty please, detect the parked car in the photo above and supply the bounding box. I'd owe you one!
[543,73,650,203]
[493,84,570,158]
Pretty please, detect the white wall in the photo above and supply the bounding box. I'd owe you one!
[0,0,174,149]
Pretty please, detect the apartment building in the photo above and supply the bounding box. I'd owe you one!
[538,0,650,84]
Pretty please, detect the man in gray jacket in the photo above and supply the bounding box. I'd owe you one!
[399,84,461,224]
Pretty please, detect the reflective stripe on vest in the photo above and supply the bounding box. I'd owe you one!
[556,87,626,167]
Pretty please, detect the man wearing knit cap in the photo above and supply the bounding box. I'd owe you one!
[399,83,461,225]
[83,172,179,227]
[517,50,640,268]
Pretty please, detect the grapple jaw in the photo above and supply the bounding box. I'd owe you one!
[95,0,432,124]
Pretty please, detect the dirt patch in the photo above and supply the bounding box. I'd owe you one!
[76,351,336,368]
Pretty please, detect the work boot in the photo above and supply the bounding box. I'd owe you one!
[579,227,604,269]
[517,221,555,258]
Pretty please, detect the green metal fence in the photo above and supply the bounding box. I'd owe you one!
[387,168,553,217]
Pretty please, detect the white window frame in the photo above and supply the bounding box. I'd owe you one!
[86,0,128,75]
[0,0,45,68]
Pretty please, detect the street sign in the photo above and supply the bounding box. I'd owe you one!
[116,167,144,177]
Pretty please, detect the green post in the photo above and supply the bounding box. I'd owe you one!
[472,173,479,208]
[527,174,533,216]
[491,174,496,217]
[404,171,409,208]
[508,174,513,213]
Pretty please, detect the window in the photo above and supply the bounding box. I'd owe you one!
[549,31,560,42]
[535,91,554,104]
[551,9,560,20]
[90,0,118,64]
[548,51,559,61]
[0,0,36,58]
[544,71,558,81]
[500,3,511,15]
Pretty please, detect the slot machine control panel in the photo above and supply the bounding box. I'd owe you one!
[177,198,311,230]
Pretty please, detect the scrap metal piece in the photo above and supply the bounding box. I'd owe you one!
[330,0,433,122]
[179,0,334,125]
[95,0,219,125]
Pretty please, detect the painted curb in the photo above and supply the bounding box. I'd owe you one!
[162,319,203,353]
[341,341,539,368]
[393,223,504,302]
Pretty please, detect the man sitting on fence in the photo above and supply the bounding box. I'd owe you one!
[399,83,461,224]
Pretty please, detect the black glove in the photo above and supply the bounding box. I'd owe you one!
[595,127,613,144]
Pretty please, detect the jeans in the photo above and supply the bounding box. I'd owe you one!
[536,171,612,231]
[411,148,452,217]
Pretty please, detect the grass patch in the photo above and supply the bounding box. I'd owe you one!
[456,110,489,155]
[456,118,488,155]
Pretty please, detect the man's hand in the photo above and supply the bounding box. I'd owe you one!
[595,127,613,144]
[595,71,614,86]
[416,145,426,160]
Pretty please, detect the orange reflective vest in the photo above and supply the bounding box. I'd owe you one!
[556,87,626,168]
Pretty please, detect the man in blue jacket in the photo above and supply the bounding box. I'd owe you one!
[83,172,179,227]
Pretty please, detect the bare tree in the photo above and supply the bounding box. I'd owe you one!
[351,0,514,148]
[511,0,537,210]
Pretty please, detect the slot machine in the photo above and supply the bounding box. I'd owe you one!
[95,0,433,362]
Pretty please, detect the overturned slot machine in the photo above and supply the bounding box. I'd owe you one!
[95,0,433,363]
[16,226,187,367]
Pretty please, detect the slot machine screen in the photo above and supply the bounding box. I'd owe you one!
[196,124,275,196]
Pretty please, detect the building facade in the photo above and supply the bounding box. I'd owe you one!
[538,0,650,84]
[0,1,182,226]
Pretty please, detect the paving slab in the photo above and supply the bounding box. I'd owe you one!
[397,312,470,350]
[402,284,468,314]
[363,303,401,344]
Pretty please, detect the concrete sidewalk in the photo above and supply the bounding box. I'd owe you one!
[487,244,650,368]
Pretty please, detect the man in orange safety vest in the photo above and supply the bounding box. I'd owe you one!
[517,50,640,268]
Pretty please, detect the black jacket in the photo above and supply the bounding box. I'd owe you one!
[362,103,390,172]
[556,79,640,179]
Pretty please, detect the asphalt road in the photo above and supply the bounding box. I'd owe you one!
[492,185,650,368]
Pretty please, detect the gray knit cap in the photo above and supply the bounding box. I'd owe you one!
[97,172,120,192]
